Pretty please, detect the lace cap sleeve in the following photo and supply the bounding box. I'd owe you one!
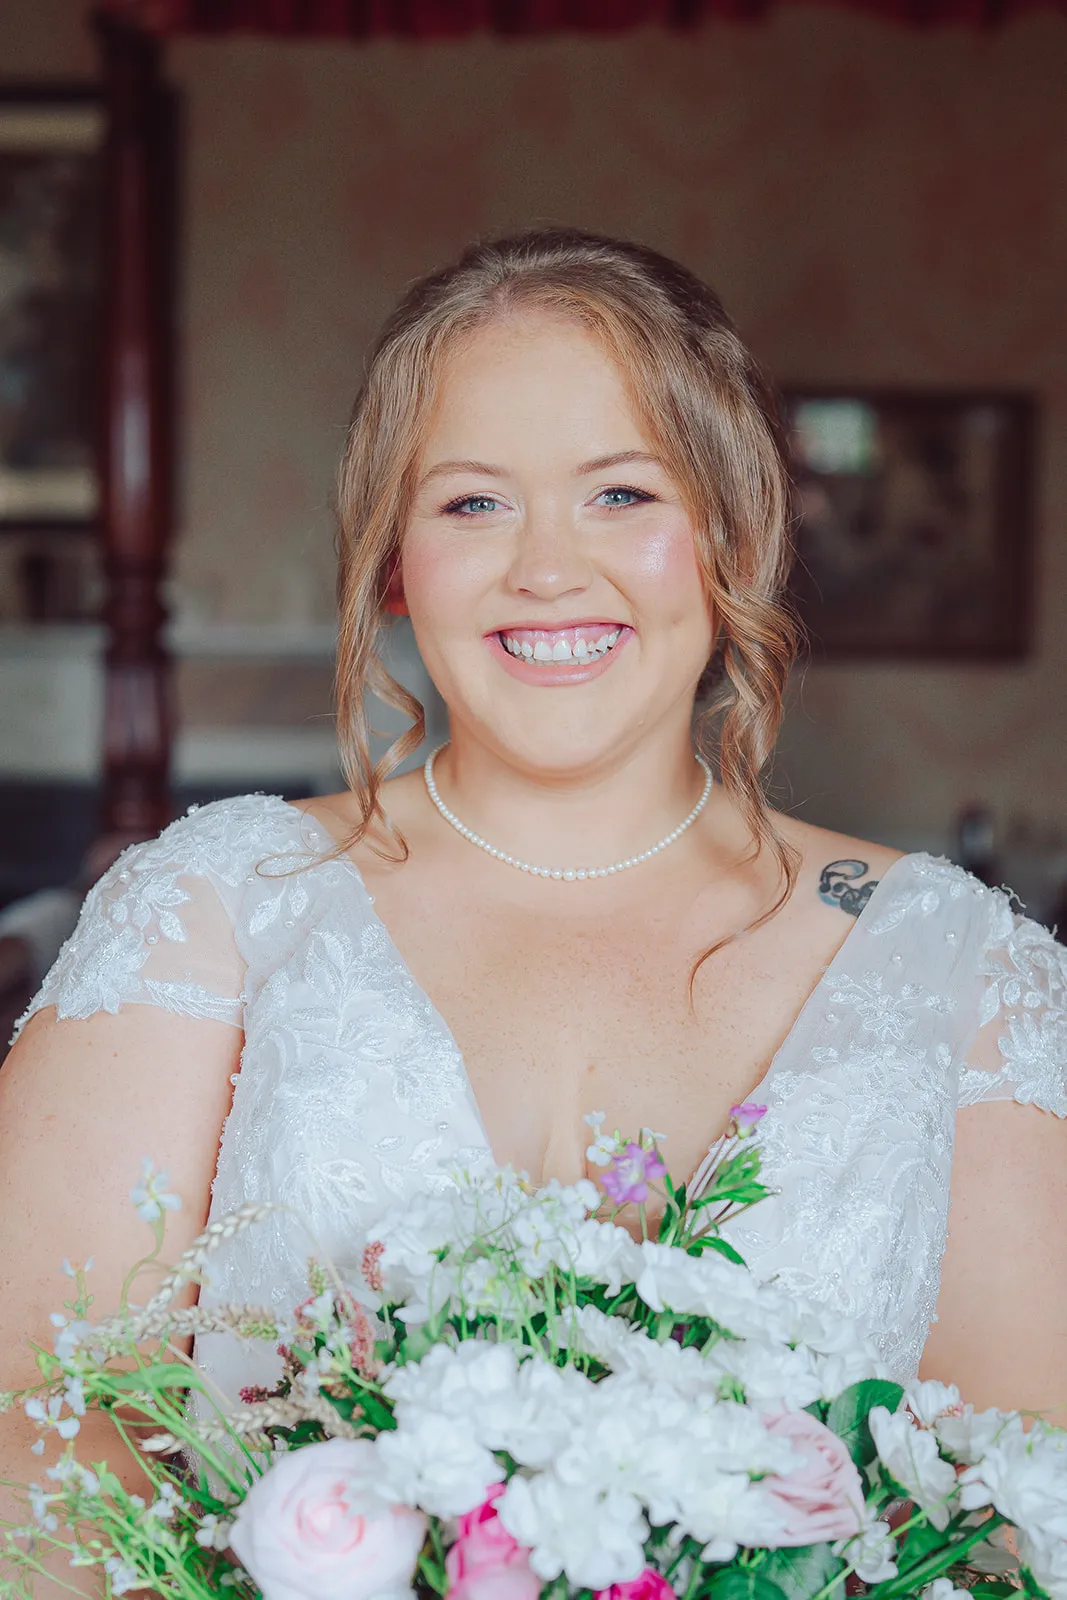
[9,798,271,1043]
[959,890,1067,1118]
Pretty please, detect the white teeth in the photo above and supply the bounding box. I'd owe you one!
[500,629,624,663]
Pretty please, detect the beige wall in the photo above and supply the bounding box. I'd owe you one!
[5,0,1067,848]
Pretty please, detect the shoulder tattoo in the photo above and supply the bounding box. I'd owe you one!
[818,858,880,917]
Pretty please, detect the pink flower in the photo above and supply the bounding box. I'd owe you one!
[601,1143,667,1205]
[596,1570,674,1600]
[230,1438,426,1600]
[761,1411,866,1546]
[728,1103,767,1138]
[445,1484,540,1600]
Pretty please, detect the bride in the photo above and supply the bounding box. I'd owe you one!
[2,227,1065,1524]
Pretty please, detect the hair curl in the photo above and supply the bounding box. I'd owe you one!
[335,227,801,944]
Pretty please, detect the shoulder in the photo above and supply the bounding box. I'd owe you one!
[774,814,906,921]
[8,795,302,1042]
[114,793,308,887]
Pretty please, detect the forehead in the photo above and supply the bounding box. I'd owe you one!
[423,310,648,448]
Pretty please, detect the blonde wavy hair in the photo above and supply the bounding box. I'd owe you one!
[335,226,801,921]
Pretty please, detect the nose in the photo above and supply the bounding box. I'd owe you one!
[504,506,593,602]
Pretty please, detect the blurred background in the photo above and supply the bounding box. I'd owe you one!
[1,0,1066,1031]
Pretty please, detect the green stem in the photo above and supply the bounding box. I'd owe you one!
[868,1514,1007,1600]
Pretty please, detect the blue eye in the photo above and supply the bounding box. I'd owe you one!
[597,486,654,509]
[444,494,500,517]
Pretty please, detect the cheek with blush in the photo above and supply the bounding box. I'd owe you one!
[622,516,714,644]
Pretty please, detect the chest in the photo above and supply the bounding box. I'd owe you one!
[358,882,839,1186]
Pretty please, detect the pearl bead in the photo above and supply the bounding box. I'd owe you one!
[423,744,713,881]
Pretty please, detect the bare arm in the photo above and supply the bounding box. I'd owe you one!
[0,1005,243,1594]
[919,1097,1067,1423]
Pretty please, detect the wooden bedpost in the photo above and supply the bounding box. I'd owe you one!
[94,13,175,859]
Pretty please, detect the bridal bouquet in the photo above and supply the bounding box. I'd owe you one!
[3,1108,1066,1600]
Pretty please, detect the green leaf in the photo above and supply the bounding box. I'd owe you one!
[706,1570,788,1600]
[106,1366,193,1393]
[896,1517,946,1572]
[689,1235,747,1266]
[761,1544,845,1600]
[826,1379,904,1466]
[969,1585,1019,1599]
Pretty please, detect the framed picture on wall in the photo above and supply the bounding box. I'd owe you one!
[0,88,103,622]
[782,389,1035,661]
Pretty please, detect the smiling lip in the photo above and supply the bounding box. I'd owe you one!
[486,622,633,685]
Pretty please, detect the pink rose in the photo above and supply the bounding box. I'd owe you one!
[230,1438,427,1600]
[761,1411,866,1546]
[596,1570,675,1600]
[445,1483,540,1600]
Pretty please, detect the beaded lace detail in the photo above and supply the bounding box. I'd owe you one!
[16,799,1067,1397]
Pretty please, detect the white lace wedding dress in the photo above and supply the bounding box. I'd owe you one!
[14,795,1067,1404]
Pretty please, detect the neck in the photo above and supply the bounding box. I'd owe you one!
[427,727,717,873]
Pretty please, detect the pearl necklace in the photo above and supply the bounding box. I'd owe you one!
[422,744,714,881]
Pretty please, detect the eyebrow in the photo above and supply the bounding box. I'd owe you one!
[417,449,664,490]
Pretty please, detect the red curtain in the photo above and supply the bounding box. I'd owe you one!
[96,0,1067,36]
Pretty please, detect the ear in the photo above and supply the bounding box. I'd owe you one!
[382,558,408,617]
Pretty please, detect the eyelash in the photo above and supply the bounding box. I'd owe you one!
[441,485,656,518]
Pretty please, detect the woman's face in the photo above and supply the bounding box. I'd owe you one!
[400,311,715,777]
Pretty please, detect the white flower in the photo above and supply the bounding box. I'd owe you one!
[584,1112,617,1167]
[869,1406,957,1529]
[958,1416,1067,1542]
[104,1556,140,1594]
[704,1338,822,1411]
[25,1393,80,1441]
[559,1219,642,1294]
[498,1474,648,1589]
[814,1343,888,1401]
[676,1471,787,1556]
[146,1481,185,1520]
[375,1410,498,1518]
[52,1319,91,1365]
[633,1240,775,1338]
[1020,1530,1067,1600]
[922,1580,970,1600]
[62,1378,86,1418]
[45,1458,99,1497]
[456,1256,539,1320]
[934,1403,1011,1465]
[488,1359,590,1468]
[906,1380,963,1428]
[383,1340,520,1421]
[195,1513,234,1551]
[371,1193,461,1315]
[385,1340,592,1470]
[834,1517,898,1583]
[27,1484,59,1533]
[130,1158,182,1222]
[509,1179,599,1278]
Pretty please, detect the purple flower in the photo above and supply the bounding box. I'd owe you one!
[728,1102,767,1138]
[600,1143,667,1205]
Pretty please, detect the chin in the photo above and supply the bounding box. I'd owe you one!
[477,715,656,779]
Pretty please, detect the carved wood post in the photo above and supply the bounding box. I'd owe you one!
[95,14,174,856]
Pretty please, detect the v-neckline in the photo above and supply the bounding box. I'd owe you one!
[280,798,919,1181]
